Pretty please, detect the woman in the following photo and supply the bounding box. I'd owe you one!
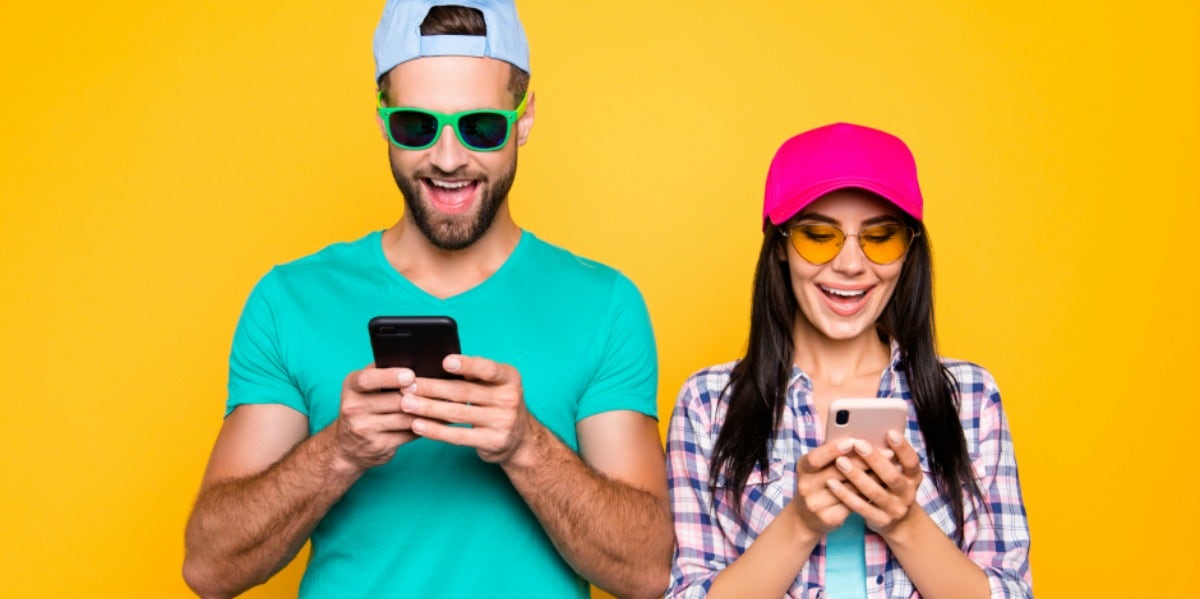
[666,123,1031,598]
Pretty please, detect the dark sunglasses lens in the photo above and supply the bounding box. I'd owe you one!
[458,112,510,150]
[387,111,438,148]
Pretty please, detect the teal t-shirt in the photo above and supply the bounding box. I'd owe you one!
[227,230,659,598]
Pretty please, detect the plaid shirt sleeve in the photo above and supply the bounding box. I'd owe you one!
[665,366,731,597]
[952,363,1033,597]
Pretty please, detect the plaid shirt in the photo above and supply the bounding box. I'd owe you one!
[666,347,1032,598]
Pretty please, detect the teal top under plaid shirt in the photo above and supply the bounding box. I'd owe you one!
[665,344,1033,598]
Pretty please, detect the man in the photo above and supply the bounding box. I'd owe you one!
[182,2,673,597]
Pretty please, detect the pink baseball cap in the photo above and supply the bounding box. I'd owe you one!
[763,123,923,227]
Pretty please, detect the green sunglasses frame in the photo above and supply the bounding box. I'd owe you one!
[376,91,529,152]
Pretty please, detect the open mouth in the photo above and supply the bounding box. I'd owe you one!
[818,284,873,315]
[819,285,868,299]
[422,178,480,215]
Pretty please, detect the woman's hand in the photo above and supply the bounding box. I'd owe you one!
[789,438,861,539]
[824,430,923,535]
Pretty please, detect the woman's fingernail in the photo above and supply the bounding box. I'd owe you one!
[887,430,903,445]
[854,440,872,455]
[445,356,461,372]
[836,456,853,472]
[837,439,855,452]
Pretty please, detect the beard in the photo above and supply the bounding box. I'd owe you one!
[390,154,517,252]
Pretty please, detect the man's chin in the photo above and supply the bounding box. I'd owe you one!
[422,220,478,251]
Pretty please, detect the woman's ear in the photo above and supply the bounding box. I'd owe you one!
[774,230,789,262]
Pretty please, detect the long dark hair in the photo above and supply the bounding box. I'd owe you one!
[709,216,985,542]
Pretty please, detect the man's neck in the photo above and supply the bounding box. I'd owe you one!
[381,210,522,300]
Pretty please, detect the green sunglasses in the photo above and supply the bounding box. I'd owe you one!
[377,91,528,152]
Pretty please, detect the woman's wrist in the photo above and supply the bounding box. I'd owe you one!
[876,503,927,549]
[784,502,824,551]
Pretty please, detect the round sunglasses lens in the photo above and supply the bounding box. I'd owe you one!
[388,111,438,148]
[860,224,913,264]
[458,112,509,150]
[793,224,843,265]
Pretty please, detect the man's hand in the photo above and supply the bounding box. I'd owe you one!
[332,366,425,470]
[397,355,535,464]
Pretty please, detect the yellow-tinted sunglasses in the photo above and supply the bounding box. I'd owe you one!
[782,222,919,265]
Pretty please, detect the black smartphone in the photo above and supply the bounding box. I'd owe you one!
[368,316,463,379]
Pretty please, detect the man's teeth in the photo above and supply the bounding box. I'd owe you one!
[430,179,470,189]
[822,286,865,298]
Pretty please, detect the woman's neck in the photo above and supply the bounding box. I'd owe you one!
[791,318,891,389]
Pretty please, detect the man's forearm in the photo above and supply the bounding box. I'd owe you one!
[183,429,361,599]
[501,423,673,599]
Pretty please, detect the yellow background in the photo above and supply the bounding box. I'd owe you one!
[2,1,1197,597]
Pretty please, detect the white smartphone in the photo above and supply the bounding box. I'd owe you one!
[824,398,908,449]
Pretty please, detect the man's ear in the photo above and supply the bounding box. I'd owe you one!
[375,84,392,143]
[376,111,389,143]
[515,91,535,147]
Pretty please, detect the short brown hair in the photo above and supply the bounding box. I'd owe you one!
[377,5,530,108]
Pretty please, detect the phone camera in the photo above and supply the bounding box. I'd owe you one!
[834,409,850,426]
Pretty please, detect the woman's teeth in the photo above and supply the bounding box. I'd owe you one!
[820,285,866,298]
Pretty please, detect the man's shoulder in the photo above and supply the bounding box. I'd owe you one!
[275,231,378,272]
[261,231,381,284]
[520,231,637,291]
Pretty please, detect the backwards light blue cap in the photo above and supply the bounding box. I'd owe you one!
[372,0,531,83]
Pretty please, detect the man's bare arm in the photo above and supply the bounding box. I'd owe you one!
[182,369,419,598]
[400,357,673,599]
[505,411,673,599]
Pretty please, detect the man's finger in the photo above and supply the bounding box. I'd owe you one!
[401,392,483,425]
[347,367,417,394]
[411,417,480,447]
[406,377,478,406]
[444,354,511,384]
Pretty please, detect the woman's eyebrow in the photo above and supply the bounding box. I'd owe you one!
[794,213,838,224]
[862,215,903,226]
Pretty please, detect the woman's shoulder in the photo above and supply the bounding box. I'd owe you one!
[669,361,739,443]
[682,359,738,388]
[938,357,997,384]
[937,357,1003,408]
[676,361,738,406]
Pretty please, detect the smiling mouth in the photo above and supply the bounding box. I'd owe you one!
[427,178,472,190]
[422,177,480,214]
[819,284,869,300]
